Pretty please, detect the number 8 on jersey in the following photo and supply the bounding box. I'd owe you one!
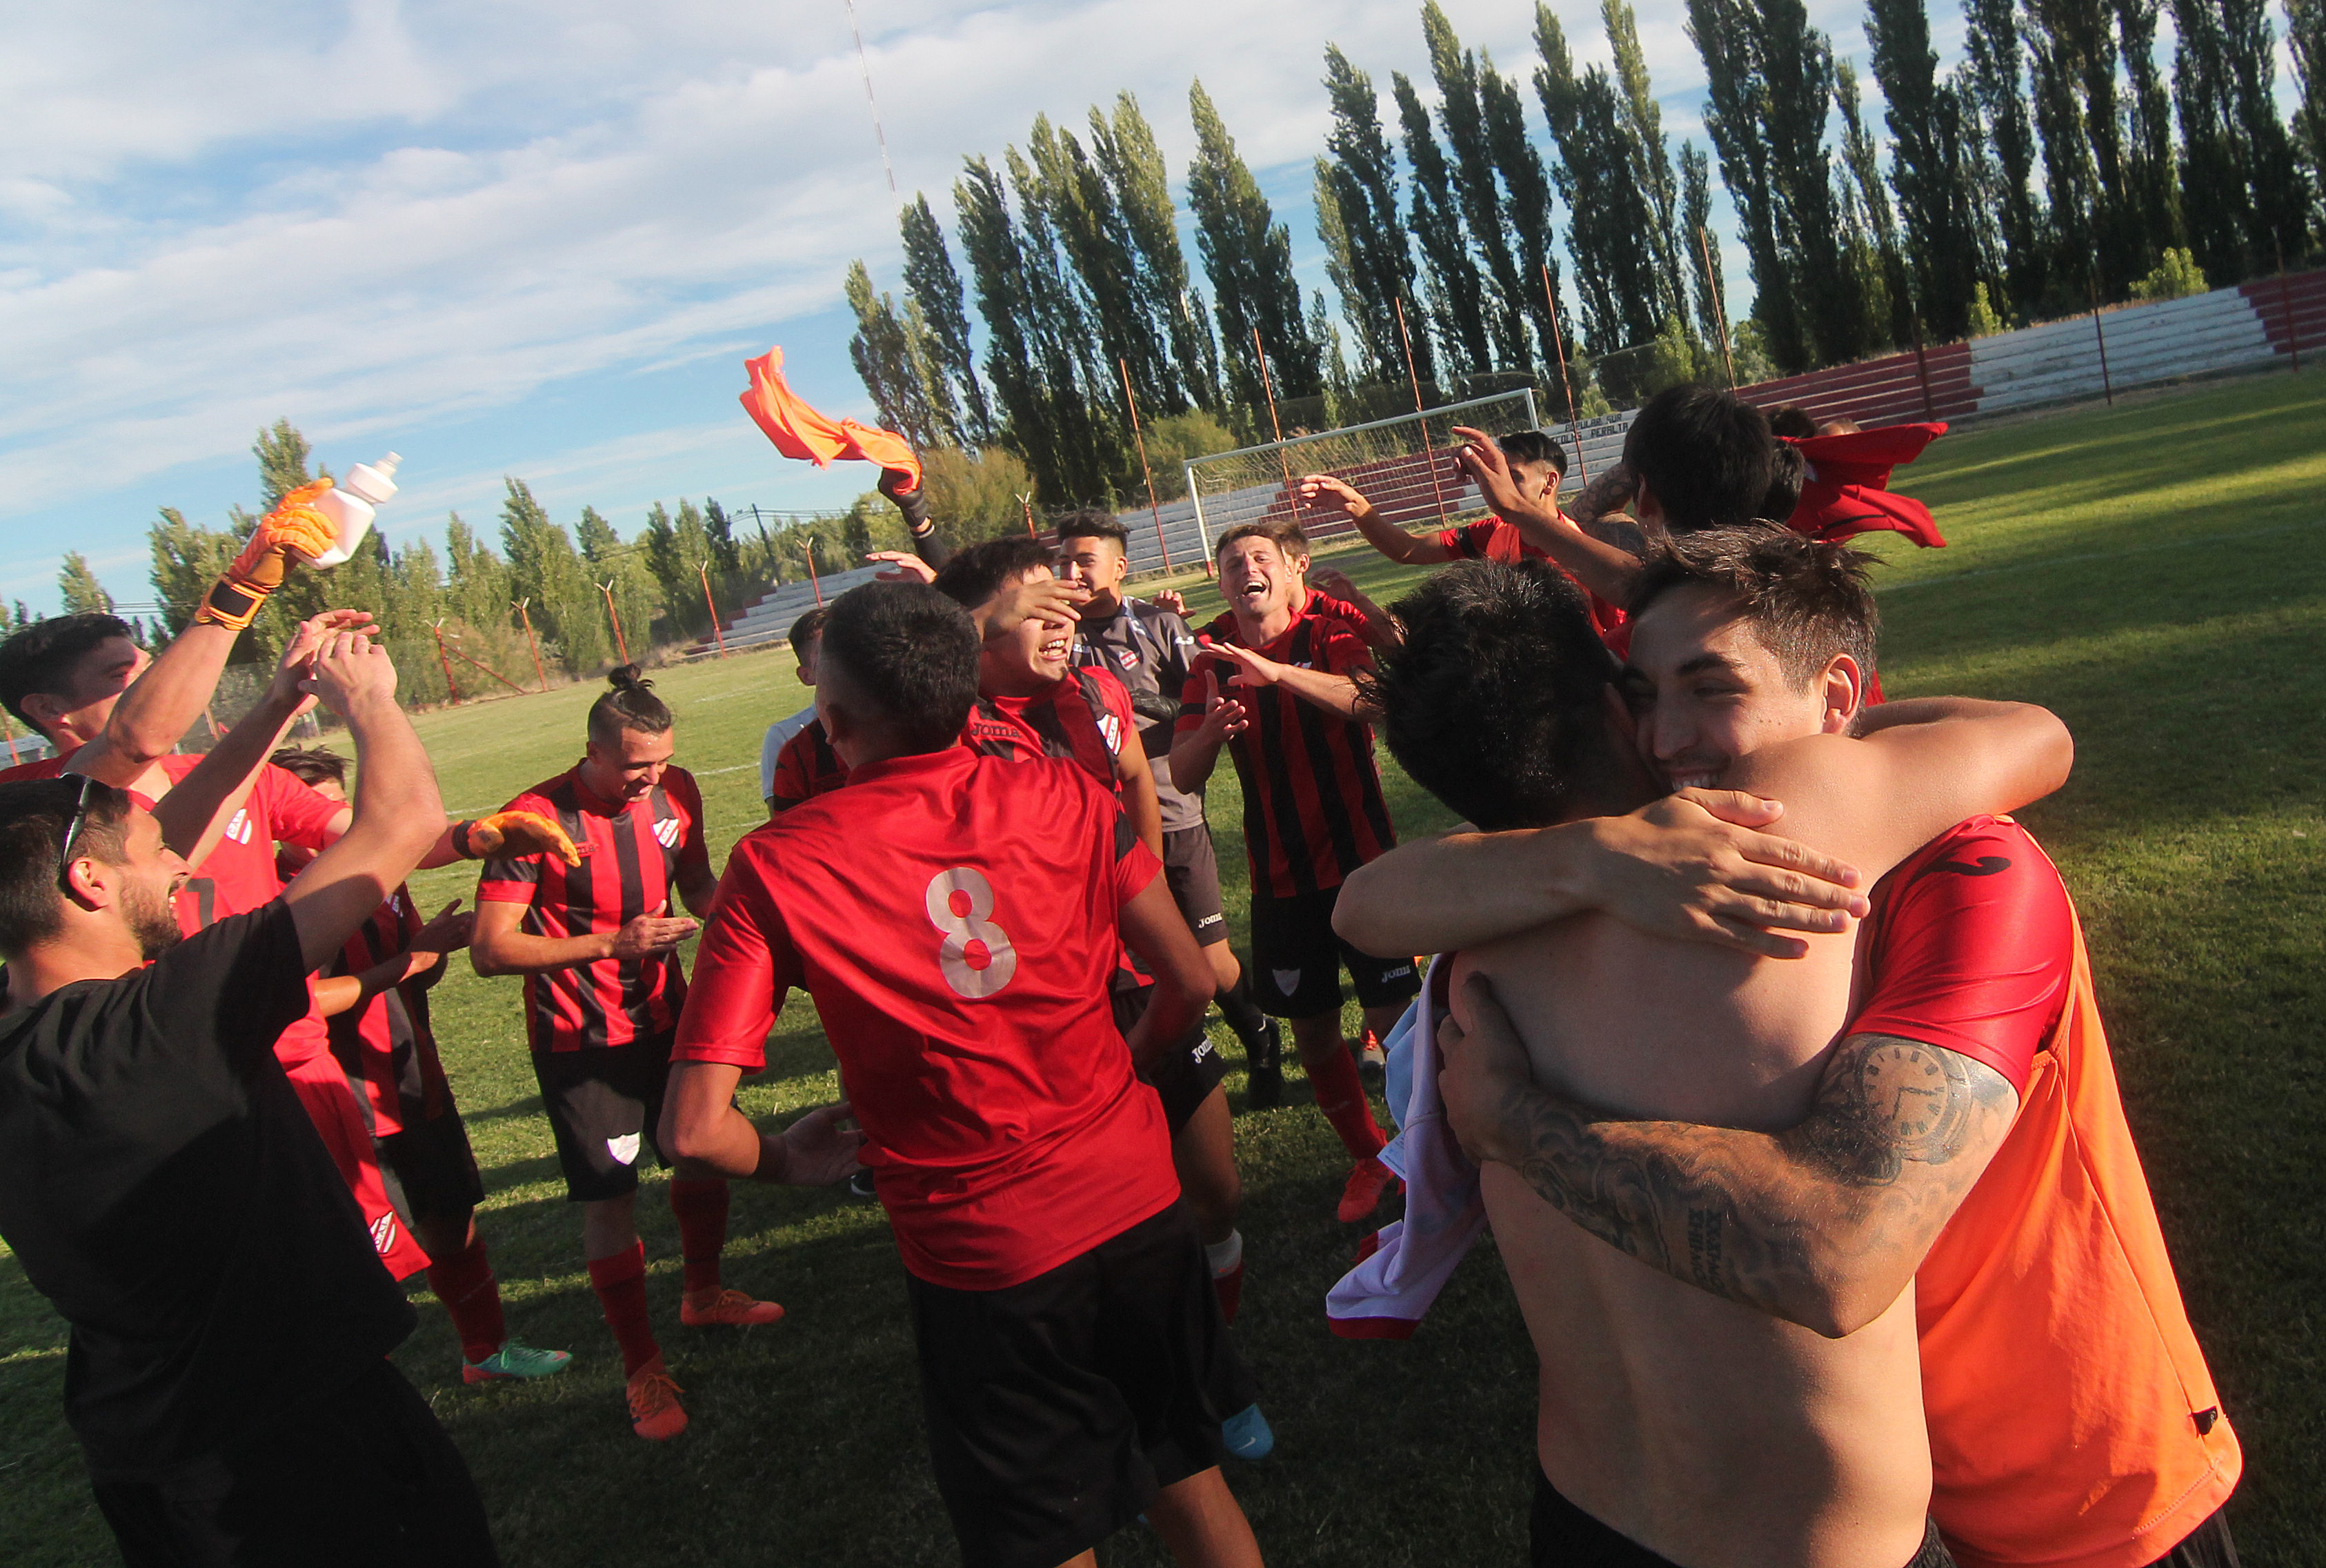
[925,868,1017,998]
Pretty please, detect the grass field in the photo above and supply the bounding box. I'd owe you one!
[4,371,2322,1565]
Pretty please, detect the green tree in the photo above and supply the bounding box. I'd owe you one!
[844,259,955,451]
[1962,0,2047,312]
[1538,5,1669,356]
[2026,0,2136,297]
[576,507,664,653]
[954,157,1055,491]
[1423,3,1527,369]
[1759,0,1865,366]
[1320,46,1433,388]
[1028,113,1177,419]
[148,508,237,635]
[2117,0,2180,268]
[1865,0,1980,338]
[1687,0,1805,371]
[1680,143,1728,355]
[1187,79,1322,414]
[1481,57,1562,376]
[444,513,515,637]
[499,479,606,673]
[1089,92,1222,413]
[900,194,993,445]
[1835,59,1910,347]
[1004,141,1124,498]
[59,553,115,615]
[252,417,324,509]
[2293,0,2326,219]
[2223,0,2309,268]
[1390,70,1487,379]
[1603,0,1687,324]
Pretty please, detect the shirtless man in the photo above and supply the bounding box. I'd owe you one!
[1362,547,2072,1567]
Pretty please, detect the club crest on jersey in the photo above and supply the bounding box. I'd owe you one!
[606,1133,642,1166]
[652,817,684,850]
[1272,969,1301,995]
[369,1213,399,1256]
[1114,646,1140,671]
[1097,713,1124,753]
[221,808,252,846]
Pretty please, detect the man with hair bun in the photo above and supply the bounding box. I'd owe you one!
[470,664,774,1442]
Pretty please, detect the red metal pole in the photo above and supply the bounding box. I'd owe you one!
[697,562,729,657]
[429,623,462,704]
[444,638,530,696]
[513,599,548,692]
[2088,272,2114,407]
[1019,493,1037,541]
[598,582,630,665]
[1911,314,1936,421]
[2278,245,2303,373]
[1396,297,1453,528]
[1542,264,1589,486]
[1252,326,1304,528]
[1695,230,1736,390]
[1119,356,1175,573]
[804,537,824,606]
[1,710,19,766]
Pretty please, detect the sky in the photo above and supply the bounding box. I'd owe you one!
[1,0,1956,617]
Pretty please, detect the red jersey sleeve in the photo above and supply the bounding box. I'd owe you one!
[769,730,814,809]
[1175,669,1211,735]
[475,791,554,905]
[1848,818,2074,1095]
[668,767,711,880]
[1315,617,1375,675]
[256,764,345,851]
[1434,520,1493,558]
[1111,805,1164,906]
[673,836,806,1072]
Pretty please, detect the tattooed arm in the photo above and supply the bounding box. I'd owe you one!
[1438,974,2019,1339]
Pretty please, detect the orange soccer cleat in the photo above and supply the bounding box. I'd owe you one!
[626,1356,688,1441]
[681,1287,786,1328]
[1338,1156,1402,1224]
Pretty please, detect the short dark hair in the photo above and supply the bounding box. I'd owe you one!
[788,605,831,653]
[0,613,137,738]
[1369,562,1624,831]
[1631,526,1880,689]
[1623,384,1775,532]
[819,583,980,755]
[1055,510,1128,551]
[587,665,673,746]
[932,537,1057,609]
[1498,429,1569,479]
[0,777,135,955]
[1214,522,1304,562]
[1766,404,1818,439]
[1760,444,1806,524]
[268,746,347,788]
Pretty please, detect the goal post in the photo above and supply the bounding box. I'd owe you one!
[1183,388,1544,559]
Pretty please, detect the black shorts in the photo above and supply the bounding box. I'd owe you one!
[90,1359,497,1568]
[1162,824,1228,946]
[1249,886,1420,1020]
[532,1037,674,1203]
[1112,985,1229,1133]
[2138,1507,2241,1568]
[906,1202,1241,1568]
[376,1109,486,1227]
[1531,1467,1956,1567]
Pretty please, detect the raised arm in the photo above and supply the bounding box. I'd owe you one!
[1204,641,1364,720]
[470,897,699,977]
[1440,976,2018,1338]
[1115,743,1165,862]
[1453,427,1644,606]
[1169,667,1246,795]
[1297,474,1453,566]
[881,466,953,570]
[277,635,446,973]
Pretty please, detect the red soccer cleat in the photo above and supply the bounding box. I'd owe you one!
[1338,1157,1401,1224]
[681,1287,786,1327]
[626,1356,688,1441]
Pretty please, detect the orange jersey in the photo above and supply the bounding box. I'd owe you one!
[1857,822,2238,1567]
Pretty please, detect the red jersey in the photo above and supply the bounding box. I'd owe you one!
[768,720,848,813]
[322,885,454,1139]
[1435,517,1630,652]
[476,763,710,1052]
[962,666,1135,786]
[1177,609,1395,899]
[1854,819,2238,1568]
[674,746,1177,1290]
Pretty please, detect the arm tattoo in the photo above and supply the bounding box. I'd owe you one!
[1500,1032,2017,1325]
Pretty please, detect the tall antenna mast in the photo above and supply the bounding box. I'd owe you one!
[845,0,899,202]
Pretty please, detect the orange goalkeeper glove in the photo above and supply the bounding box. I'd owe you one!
[195,480,339,631]
[457,811,582,866]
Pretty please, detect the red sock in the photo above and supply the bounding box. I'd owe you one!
[586,1242,661,1376]
[1307,1044,1386,1160]
[668,1177,730,1296]
[426,1235,507,1364]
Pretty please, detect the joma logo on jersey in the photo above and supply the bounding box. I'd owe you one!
[652,817,684,850]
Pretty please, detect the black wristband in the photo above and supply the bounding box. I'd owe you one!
[453,820,477,860]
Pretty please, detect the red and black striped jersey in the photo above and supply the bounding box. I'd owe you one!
[769,720,848,813]
[961,666,1135,788]
[1434,517,1630,653]
[323,884,453,1137]
[1176,608,1396,899]
[475,762,711,1052]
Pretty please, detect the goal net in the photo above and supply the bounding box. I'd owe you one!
[1182,388,1547,558]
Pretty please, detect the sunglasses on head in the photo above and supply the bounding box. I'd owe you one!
[55,773,98,892]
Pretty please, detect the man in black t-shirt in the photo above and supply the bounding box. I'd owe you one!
[0,631,497,1567]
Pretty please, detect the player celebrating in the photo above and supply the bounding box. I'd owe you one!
[273,746,574,1387]
[757,606,837,815]
[471,665,775,1442]
[1055,512,1287,1120]
[1170,524,1418,1223]
[666,581,1262,1568]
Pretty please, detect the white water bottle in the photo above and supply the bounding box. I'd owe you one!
[303,453,401,567]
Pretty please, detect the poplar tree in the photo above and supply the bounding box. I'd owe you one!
[2223,0,2309,266]
[1763,0,1865,365]
[2292,0,2326,210]
[1536,5,1666,355]
[2171,0,2251,281]
[1089,93,1220,413]
[1004,141,1120,496]
[1680,143,1729,349]
[2116,0,2180,267]
[1393,70,1490,378]
[1187,79,1323,413]
[1028,114,1174,416]
[576,506,662,648]
[1482,59,1563,375]
[1961,0,2046,312]
[442,515,513,637]
[844,259,955,450]
[58,554,114,617]
[1865,0,1978,337]
[500,479,606,673]
[2027,0,2136,295]
[1687,0,1805,370]
[1603,0,1687,324]
[955,157,1068,497]
[1320,45,1433,388]
[2027,12,2101,298]
[900,195,993,446]
[1423,3,1527,368]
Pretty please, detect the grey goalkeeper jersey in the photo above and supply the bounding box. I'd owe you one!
[1071,597,1206,835]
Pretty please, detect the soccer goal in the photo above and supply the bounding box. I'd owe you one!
[1182,388,1548,561]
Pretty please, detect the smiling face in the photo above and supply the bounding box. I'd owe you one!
[580,724,676,804]
[28,636,148,746]
[1216,535,1295,635]
[1057,534,1129,616]
[979,565,1074,696]
[1622,583,1852,790]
